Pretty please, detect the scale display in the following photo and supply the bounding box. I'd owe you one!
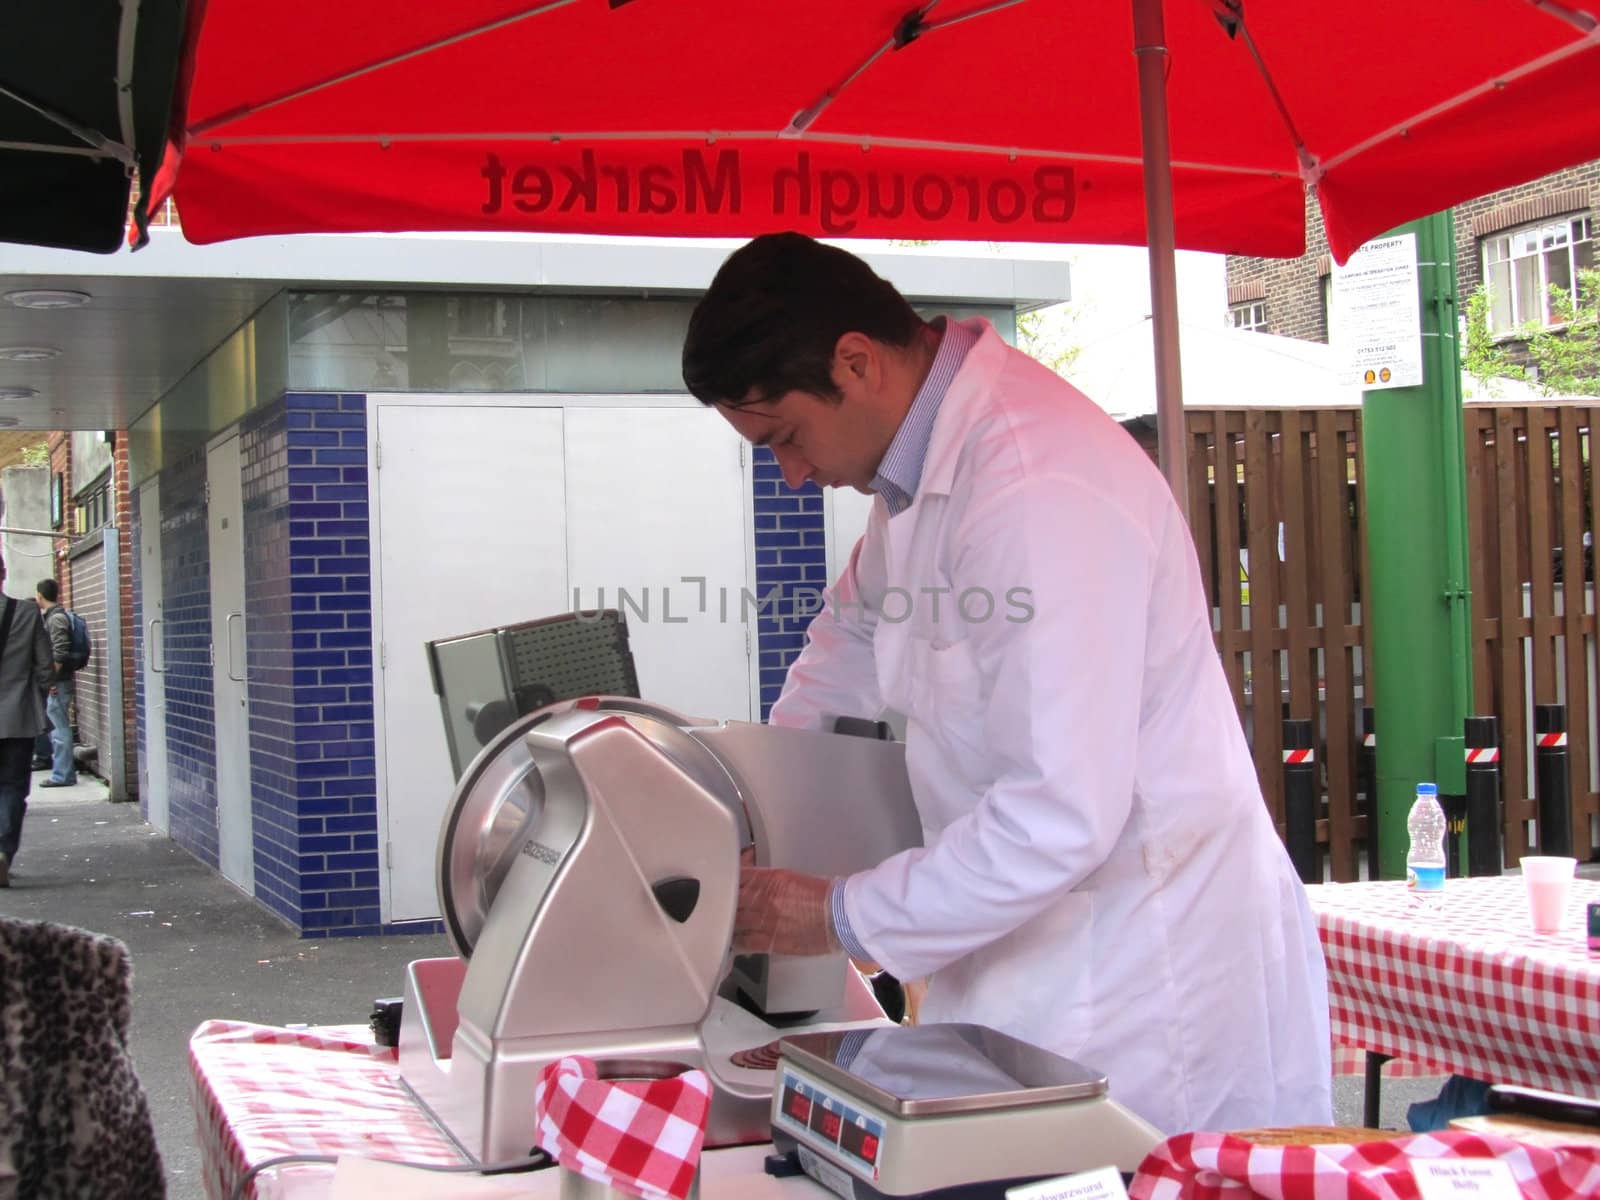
[777,1070,885,1178]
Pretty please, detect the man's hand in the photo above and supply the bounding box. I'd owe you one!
[734,867,841,957]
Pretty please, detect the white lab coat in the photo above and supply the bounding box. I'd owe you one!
[770,319,1332,1135]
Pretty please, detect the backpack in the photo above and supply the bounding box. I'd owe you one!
[62,610,91,672]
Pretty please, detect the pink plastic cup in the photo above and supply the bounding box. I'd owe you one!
[1520,856,1577,933]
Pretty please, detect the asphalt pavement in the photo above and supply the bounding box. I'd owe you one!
[0,775,1446,1199]
[0,773,449,1200]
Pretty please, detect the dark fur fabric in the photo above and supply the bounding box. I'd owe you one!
[0,918,165,1199]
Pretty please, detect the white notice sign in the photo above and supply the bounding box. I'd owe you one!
[1331,231,1424,391]
[1411,1157,1521,1200]
[1007,1164,1129,1200]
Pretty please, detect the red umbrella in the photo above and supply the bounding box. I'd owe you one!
[151,0,1600,505]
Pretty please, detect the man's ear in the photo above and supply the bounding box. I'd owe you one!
[832,331,876,388]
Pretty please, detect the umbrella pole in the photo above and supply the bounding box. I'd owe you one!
[1132,0,1189,522]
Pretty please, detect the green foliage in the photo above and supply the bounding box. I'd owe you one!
[18,440,49,468]
[1463,267,1600,396]
[1017,304,1083,377]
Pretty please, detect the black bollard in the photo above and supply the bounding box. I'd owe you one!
[1360,707,1378,880]
[1465,715,1503,876]
[1534,704,1572,857]
[1283,718,1318,883]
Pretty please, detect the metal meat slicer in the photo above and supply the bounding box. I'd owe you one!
[398,695,925,1163]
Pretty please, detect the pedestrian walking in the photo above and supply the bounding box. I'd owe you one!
[34,577,80,787]
[0,556,54,887]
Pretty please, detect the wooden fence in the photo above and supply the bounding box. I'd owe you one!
[1166,403,1599,880]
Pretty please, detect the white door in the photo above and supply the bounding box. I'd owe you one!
[207,433,253,893]
[373,404,569,921]
[138,478,169,833]
[565,407,753,721]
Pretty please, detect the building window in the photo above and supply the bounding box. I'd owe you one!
[1229,300,1267,332]
[77,479,111,535]
[1481,214,1594,335]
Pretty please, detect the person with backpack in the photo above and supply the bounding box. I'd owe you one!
[34,578,87,788]
[0,556,53,887]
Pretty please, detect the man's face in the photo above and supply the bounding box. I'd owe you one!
[714,343,894,493]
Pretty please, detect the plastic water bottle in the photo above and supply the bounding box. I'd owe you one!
[1406,782,1447,893]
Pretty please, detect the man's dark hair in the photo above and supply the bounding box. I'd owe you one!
[682,233,924,407]
[35,578,58,604]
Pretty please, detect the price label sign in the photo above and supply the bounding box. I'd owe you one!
[1006,1164,1128,1200]
[1412,1157,1521,1200]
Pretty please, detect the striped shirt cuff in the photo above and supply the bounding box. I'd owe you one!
[828,877,874,963]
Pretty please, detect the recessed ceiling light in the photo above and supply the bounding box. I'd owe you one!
[3,289,92,310]
[0,386,40,401]
[0,345,61,361]
[0,415,20,427]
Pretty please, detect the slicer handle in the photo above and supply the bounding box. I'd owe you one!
[651,876,702,924]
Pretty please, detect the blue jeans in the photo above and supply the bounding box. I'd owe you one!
[0,737,31,860]
[48,676,77,784]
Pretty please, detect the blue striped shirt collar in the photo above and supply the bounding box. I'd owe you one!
[871,317,977,516]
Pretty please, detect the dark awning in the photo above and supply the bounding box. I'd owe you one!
[1,0,190,253]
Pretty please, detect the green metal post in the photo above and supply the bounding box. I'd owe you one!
[1359,211,1475,879]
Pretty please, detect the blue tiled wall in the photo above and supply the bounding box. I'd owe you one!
[160,449,218,867]
[241,393,382,936]
[750,447,828,718]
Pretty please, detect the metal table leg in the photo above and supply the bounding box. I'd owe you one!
[1363,1051,1392,1128]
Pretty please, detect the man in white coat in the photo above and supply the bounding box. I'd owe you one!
[683,234,1332,1135]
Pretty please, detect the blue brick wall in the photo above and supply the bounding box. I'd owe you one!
[160,449,219,867]
[751,448,828,718]
[242,392,382,936]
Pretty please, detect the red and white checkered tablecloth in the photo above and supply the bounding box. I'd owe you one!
[189,1019,466,1200]
[534,1056,711,1200]
[1130,1130,1600,1200]
[1306,877,1600,1097]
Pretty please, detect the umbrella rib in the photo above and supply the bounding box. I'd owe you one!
[1226,18,1318,179]
[194,125,1285,177]
[1317,22,1600,178]
[189,0,583,136]
[918,0,1035,36]
[0,138,124,159]
[0,83,135,167]
[116,0,142,176]
[784,0,1037,136]
[1529,0,1598,34]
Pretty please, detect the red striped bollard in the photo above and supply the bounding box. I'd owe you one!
[1465,715,1502,876]
[1534,704,1571,857]
[1283,718,1318,883]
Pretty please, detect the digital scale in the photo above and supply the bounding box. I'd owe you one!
[771,1024,1162,1200]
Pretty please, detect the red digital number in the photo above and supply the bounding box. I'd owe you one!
[859,1133,879,1163]
[822,1111,842,1140]
[788,1092,811,1122]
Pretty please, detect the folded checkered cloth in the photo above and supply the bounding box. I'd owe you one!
[1130,1130,1600,1199]
[533,1056,711,1200]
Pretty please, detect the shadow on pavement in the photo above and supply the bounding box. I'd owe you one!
[0,774,449,1200]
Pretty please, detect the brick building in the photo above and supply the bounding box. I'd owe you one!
[40,431,139,802]
[1226,160,1599,353]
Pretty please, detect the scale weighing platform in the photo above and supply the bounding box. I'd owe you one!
[770,1024,1162,1200]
